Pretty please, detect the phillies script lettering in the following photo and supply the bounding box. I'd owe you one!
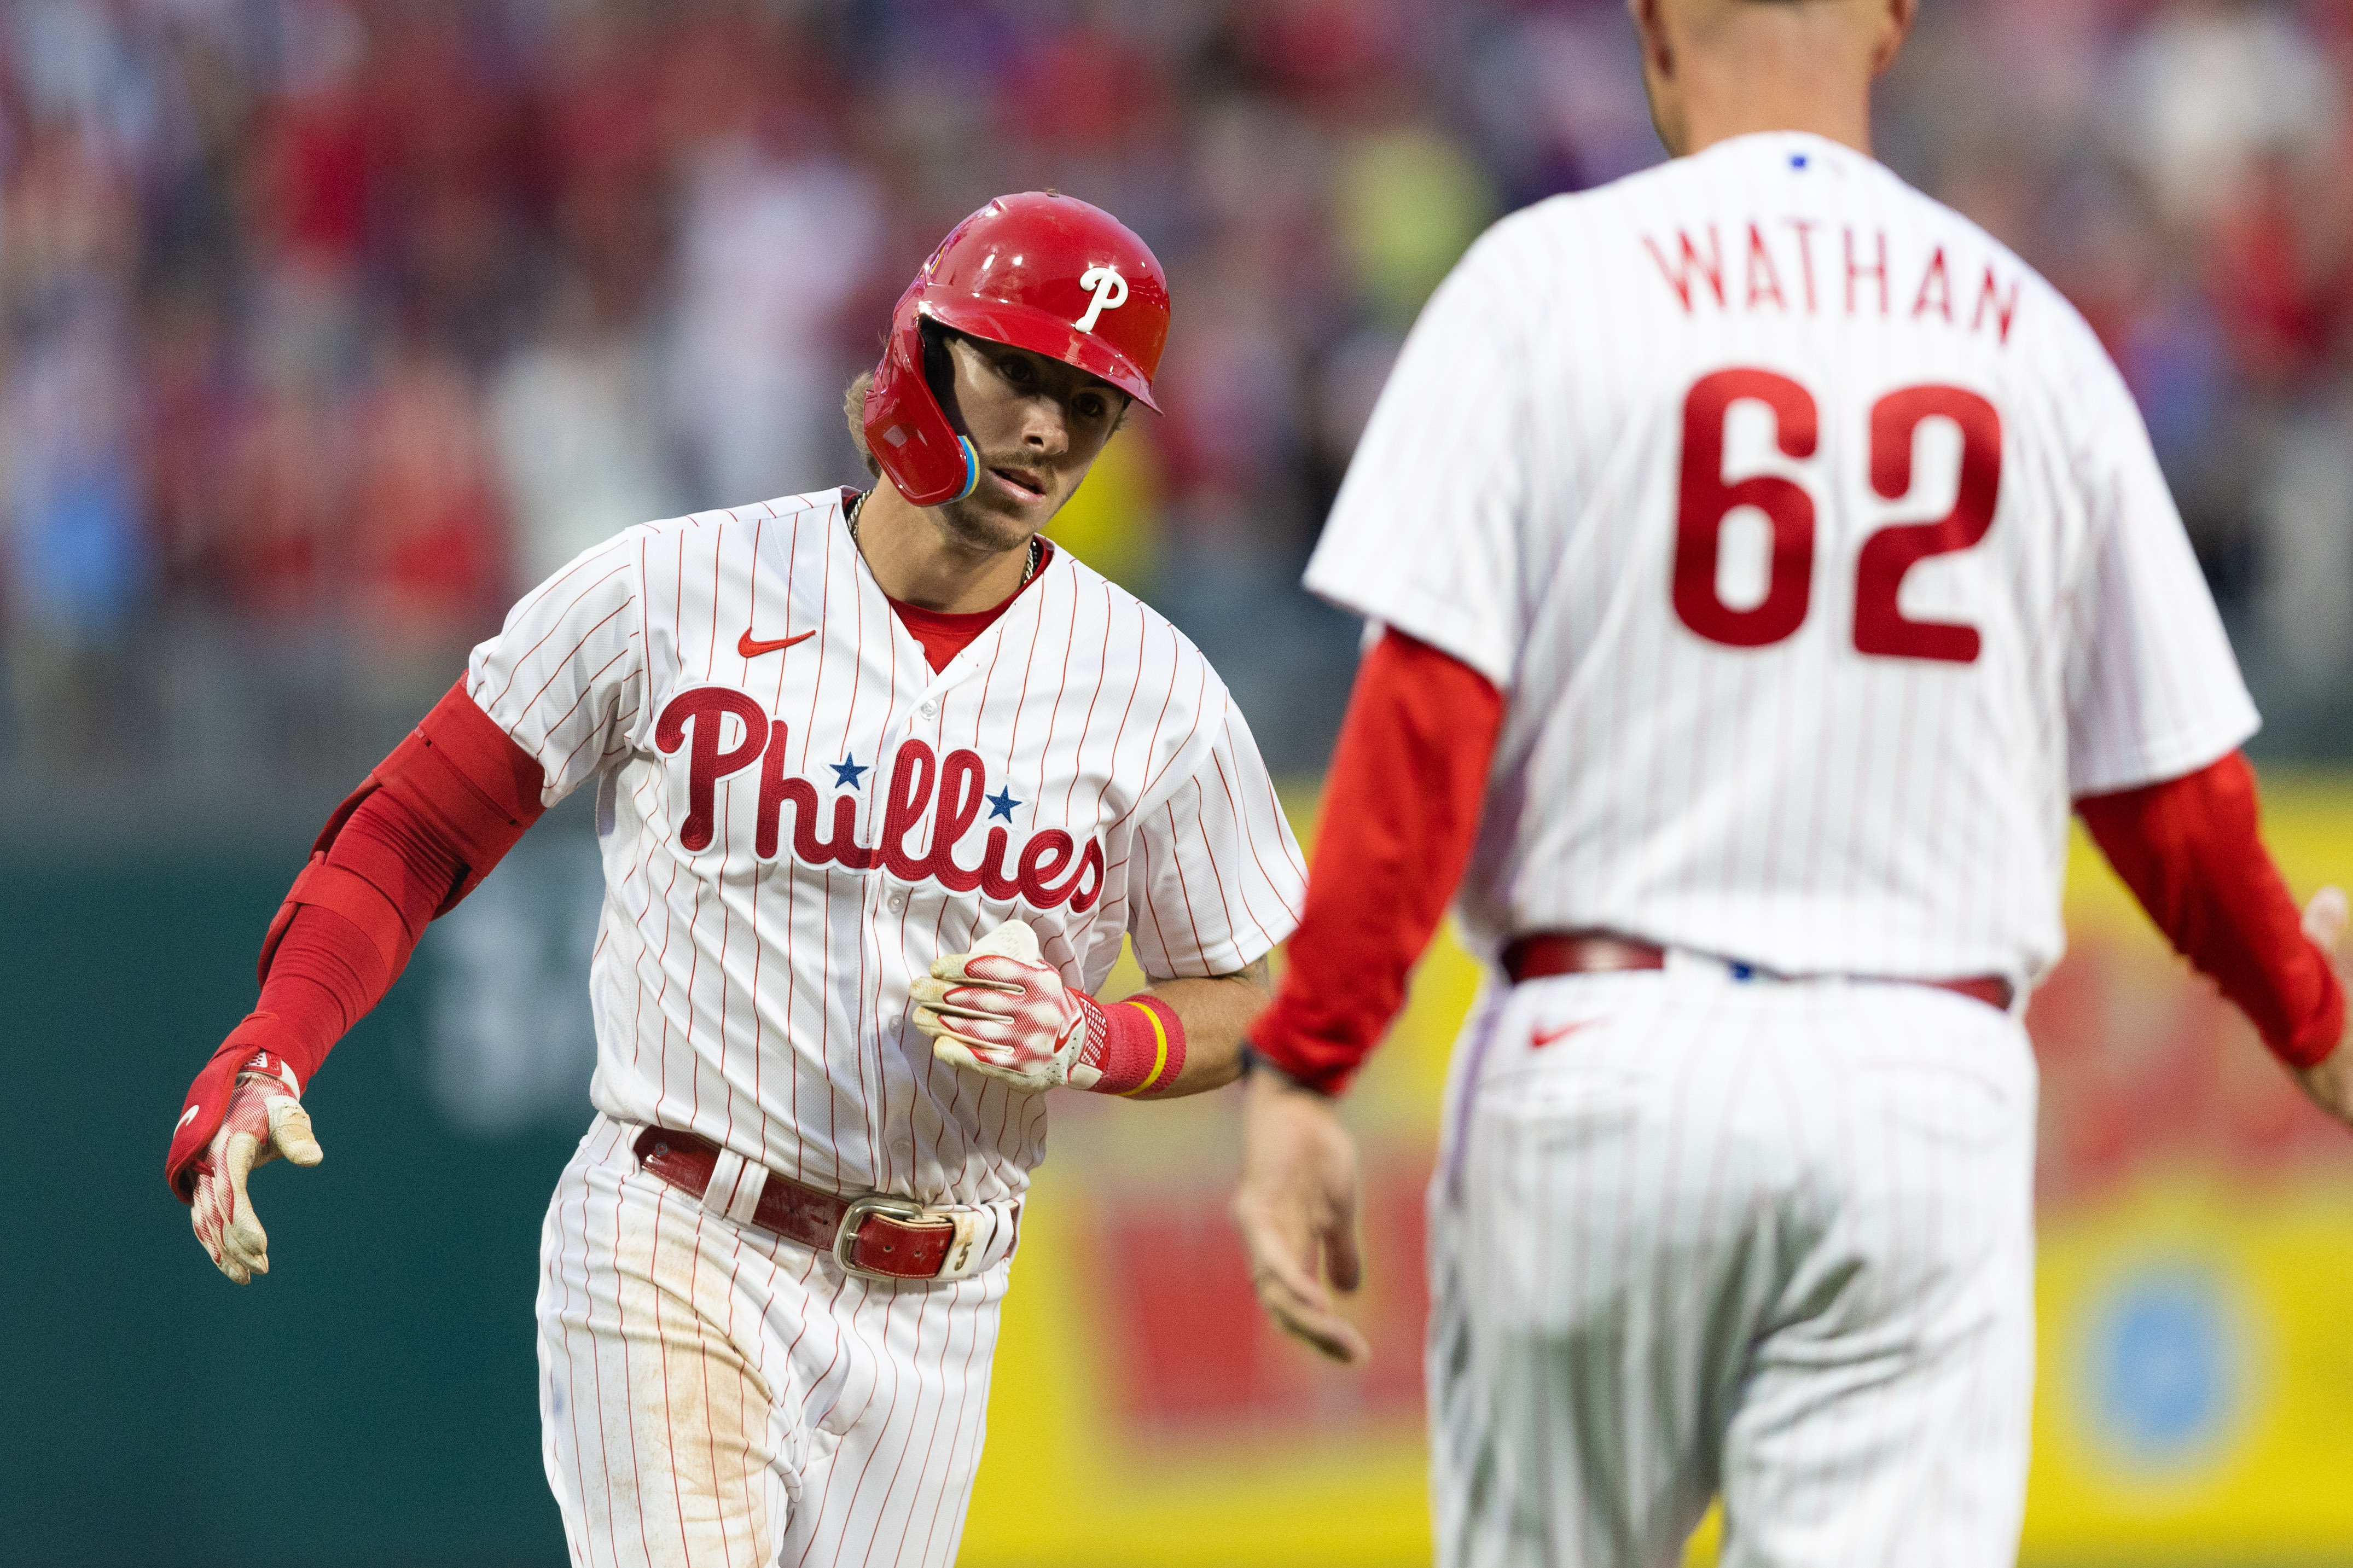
[655,687,1105,911]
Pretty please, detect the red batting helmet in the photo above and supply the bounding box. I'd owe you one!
[863,191,1170,507]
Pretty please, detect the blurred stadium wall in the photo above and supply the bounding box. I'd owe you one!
[9,1,2353,1564]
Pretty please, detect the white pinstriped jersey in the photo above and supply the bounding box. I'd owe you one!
[470,486,1305,1206]
[1309,131,2257,985]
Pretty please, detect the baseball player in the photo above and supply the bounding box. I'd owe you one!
[1229,3,2353,1565]
[166,191,1307,1567]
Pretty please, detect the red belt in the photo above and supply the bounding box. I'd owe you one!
[1500,931,2014,1013]
[633,1128,968,1281]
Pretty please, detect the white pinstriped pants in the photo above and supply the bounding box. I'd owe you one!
[536,1117,1009,1568]
[1430,968,2037,1568]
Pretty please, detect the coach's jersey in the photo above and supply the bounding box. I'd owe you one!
[1307,131,2256,984]
[469,487,1305,1206]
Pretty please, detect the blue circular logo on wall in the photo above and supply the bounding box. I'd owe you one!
[2087,1266,2242,1466]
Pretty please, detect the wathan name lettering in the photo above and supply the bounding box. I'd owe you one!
[1643,220,2023,343]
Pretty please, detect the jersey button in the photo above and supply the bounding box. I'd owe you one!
[919,700,937,717]
[887,892,906,912]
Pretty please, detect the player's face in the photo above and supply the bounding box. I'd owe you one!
[934,334,1129,550]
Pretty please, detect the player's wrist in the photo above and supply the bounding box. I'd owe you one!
[167,1013,312,1204]
[1237,1039,1278,1082]
[1073,991,1186,1095]
[225,1014,315,1092]
[1237,1040,1331,1097]
[235,1049,306,1099]
[2286,960,2350,1070]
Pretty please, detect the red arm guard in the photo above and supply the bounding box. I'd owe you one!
[167,680,549,1199]
[254,677,548,983]
[2077,751,2344,1069]
[1251,630,1506,1095]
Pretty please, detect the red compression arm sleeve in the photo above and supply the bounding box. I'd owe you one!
[251,793,470,1080]
[246,681,548,1084]
[169,683,554,1198]
[1251,630,1506,1095]
[2077,751,2344,1068]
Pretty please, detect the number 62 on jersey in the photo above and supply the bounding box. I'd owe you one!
[1672,367,2002,665]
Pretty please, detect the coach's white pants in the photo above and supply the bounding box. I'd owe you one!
[536,1117,1009,1568]
[1430,969,2037,1568]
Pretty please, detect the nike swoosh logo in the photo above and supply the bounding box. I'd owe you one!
[739,628,817,658]
[1530,1019,1601,1049]
[178,1105,201,1130]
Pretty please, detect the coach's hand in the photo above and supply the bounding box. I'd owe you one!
[1232,1062,1370,1365]
[2297,887,2353,1129]
[188,1056,323,1284]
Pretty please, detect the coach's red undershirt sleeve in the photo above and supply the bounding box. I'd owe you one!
[1250,630,1506,1095]
[2077,752,2344,1069]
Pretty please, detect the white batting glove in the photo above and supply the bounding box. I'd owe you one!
[189,1056,324,1284]
[911,919,1104,1091]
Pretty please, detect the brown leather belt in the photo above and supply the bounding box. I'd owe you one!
[633,1127,973,1281]
[1501,930,2014,1013]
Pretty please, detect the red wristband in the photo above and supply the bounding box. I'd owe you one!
[1074,992,1186,1096]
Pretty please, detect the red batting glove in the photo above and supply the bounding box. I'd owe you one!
[911,919,1185,1095]
[168,1019,324,1282]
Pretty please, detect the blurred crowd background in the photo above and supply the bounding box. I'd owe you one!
[4,0,2351,821]
[10,8,2353,1564]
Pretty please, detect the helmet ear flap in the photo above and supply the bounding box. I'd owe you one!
[920,320,960,400]
[863,305,980,508]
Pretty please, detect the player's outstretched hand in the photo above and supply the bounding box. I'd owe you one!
[1231,1064,1370,1365]
[911,919,1093,1091]
[189,1057,323,1284]
[2297,886,2353,1129]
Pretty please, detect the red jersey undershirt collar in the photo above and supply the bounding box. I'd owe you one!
[845,489,1057,672]
[887,562,1049,673]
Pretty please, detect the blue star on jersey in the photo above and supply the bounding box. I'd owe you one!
[986,787,1020,822]
[830,753,869,790]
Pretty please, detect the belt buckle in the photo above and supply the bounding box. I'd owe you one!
[833,1192,936,1281]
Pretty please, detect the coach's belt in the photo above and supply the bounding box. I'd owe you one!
[631,1127,1016,1283]
[1501,930,2015,1013]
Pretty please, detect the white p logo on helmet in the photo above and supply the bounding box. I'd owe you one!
[1075,265,1128,333]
